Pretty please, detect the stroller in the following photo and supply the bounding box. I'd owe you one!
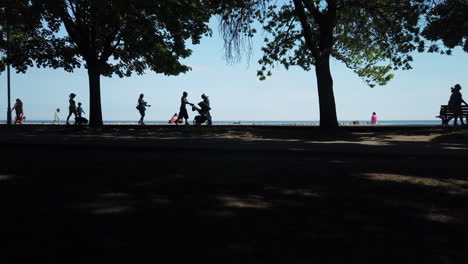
[75,116,88,125]
[191,102,210,125]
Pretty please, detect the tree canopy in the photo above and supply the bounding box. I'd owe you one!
[220,0,429,128]
[1,1,464,128]
[33,0,212,76]
[0,0,44,73]
[423,0,468,53]
[2,0,213,126]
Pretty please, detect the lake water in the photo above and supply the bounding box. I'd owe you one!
[1,120,443,125]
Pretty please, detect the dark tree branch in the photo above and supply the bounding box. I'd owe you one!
[301,0,321,21]
[292,0,320,59]
[99,30,123,64]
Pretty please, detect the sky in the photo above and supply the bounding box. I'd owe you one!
[1,21,467,122]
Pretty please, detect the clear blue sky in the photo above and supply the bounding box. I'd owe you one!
[1,21,467,121]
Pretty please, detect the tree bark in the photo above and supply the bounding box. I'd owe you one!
[293,1,338,129]
[315,55,338,129]
[87,64,103,126]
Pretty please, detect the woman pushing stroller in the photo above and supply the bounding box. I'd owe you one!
[177,91,192,125]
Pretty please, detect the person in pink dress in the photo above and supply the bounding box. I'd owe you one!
[371,112,378,124]
[169,113,179,124]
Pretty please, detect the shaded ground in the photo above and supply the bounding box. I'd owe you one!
[0,125,467,263]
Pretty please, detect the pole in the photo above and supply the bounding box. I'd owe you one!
[7,62,11,125]
[6,6,11,125]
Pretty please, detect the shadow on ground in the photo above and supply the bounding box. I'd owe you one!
[0,126,467,263]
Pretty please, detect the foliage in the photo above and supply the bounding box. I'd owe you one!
[221,0,428,88]
[0,0,45,73]
[1,0,215,126]
[30,0,213,77]
[423,0,468,53]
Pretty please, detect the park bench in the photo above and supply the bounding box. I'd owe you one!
[436,105,468,125]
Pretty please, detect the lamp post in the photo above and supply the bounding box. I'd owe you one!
[6,11,11,125]
[1,4,12,125]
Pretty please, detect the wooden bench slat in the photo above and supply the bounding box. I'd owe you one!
[437,105,468,125]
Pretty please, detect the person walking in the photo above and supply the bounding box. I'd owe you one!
[137,94,151,125]
[66,93,77,125]
[448,84,467,126]
[371,112,378,124]
[178,91,192,125]
[11,99,24,124]
[54,108,60,124]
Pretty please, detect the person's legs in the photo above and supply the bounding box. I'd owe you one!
[206,112,212,126]
[454,111,463,125]
[66,109,73,125]
[181,109,189,125]
[444,116,452,126]
[73,111,78,125]
[456,108,465,125]
[139,110,145,125]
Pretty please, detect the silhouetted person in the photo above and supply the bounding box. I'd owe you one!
[199,93,212,125]
[137,94,151,125]
[371,112,378,124]
[448,84,467,126]
[77,102,85,118]
[66,93,77,125]
[11,99,24,124]
[74,102,89,125]
[178,91,192,125]
[169,113,178,124]
[54,108,60,124]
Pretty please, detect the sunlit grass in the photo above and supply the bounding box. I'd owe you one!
[361,173,468,195]
[217,195,272,209]
[0,175,15,181]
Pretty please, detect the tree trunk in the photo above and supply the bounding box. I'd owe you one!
[87,65,103,126]
[315,55,338,129]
